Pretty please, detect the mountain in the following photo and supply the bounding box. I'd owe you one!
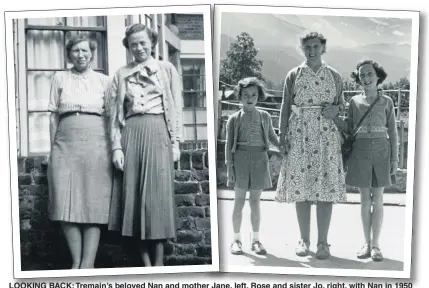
[219,13,413,86]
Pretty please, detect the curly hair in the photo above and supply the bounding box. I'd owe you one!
[65,35,97,63]
[233,77,267,102]
[122,23,158,49]
[350,59,388,86]
[299,31,327,53]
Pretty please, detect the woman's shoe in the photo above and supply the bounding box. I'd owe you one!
[371,247,383,262]
[230,240,243,255]
[357,244,371,259]
[295,239,310,256]
[316,243,331,260]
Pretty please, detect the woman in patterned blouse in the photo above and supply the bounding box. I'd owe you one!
[275,32,347,260]
[48,35,112,269]
[107,23,182,267]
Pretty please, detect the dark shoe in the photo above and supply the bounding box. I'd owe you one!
[316,243,331,260]
[295,239,310,257]
[251,241,267,255]
[230,240,243,255]
[357,244,371,259]
[371,247,383,262]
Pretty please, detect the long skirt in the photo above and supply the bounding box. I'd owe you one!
[232,146,272,191]
[346,138,395,188]
[108,114,176,240]
[48,114,112,224]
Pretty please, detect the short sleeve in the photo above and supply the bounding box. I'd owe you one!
[48,73,61,113]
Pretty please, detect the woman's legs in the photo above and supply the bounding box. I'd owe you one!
[371,187,384,248]
[296,201,311,243]
[80,225,101,269]
[316,201,333,245]
[249,189,263,240]
[152,240,165,266]
[139,240,152,267]
[359,188,373,246]
[61,222,82,269]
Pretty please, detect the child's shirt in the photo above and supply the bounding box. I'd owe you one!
[237,109,265,147]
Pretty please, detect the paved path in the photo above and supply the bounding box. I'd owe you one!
[217,198,406,271]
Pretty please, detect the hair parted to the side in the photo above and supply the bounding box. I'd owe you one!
[300,31,327,52]
[122,23,159,49]
[233,77,267,102]
[350,59,388,86]
[65,34,97,63]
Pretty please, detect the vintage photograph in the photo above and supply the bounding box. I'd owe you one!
[213,5,419,278]
[5,5,218,278]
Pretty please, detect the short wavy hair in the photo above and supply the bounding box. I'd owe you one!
[65,35,97,63]
[122,23,158,49]
[350,59,388,86]
[234,77,267,102]
[299,31,327,54]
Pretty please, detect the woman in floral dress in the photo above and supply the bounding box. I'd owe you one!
[276,32,347,260]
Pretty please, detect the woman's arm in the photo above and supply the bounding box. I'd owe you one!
[279,70,295,144]
[106,73,122,151]
[386,97,399,162]
[48,73,60,148]
[49,113,59,147]
[168,62,183,145]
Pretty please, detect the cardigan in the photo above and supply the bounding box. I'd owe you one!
[107,58,183,151]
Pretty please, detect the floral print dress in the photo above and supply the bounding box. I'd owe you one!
[275,63,347,203]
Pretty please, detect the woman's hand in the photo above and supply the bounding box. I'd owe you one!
[390,160,398,175]
[227,165,235,184]
[173,142,181,162]
[112,149,125,171]
[322,104,340,120]
[279,136,289,155]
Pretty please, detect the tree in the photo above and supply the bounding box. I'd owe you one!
[219,32,264,88]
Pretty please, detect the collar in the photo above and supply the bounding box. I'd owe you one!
[123,57,159,78]
[298,60,328,70]
[71,67,93,79]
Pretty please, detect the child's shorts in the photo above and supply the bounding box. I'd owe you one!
[346,138,395,188]
[233,145,272,190]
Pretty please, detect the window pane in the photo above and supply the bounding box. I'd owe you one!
[28,112,50,153]
[183,126,196,141]
[125,15,140,26]
[182,110,195,125]
[66,16,105,27]
[27,17,66,26]
[27,71,54,111]
[181,60,194,75]
[196,92,206,108]
[196,126,208,140]
[196,74,205,92]
[194,60,205,75]
[196,109,207,124]
[26,30,64,69]
[65,31,105,70]
[183,75,196,91]
[183,92,197,108]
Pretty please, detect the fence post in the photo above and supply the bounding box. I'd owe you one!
[397,88,402,121]
[399,120,405,169]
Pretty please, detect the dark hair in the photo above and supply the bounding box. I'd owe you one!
[65,35,97,63]
[234,77,267,102]
[122,23,158,49]
[299,31,327,54]
[350,59,388,86]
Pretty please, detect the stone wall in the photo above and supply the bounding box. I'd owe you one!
[18,148,211,271]
[175,14,204,41]
[216,142,407,193]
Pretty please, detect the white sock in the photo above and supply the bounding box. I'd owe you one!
[233,233,241,241]
[252,232,260,241]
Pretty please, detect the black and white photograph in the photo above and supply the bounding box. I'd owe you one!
[214,5,419,278]
[5,4,218,278]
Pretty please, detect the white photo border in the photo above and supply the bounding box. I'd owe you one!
[213,4,419,279]
[5,4,219,279]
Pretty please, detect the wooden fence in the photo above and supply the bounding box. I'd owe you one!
[217,89,410,169]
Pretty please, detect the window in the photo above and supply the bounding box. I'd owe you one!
[19,17,107,155]
[181,59,207,141]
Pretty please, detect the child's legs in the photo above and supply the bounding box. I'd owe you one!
[249,190,263,234]
[316,201,333,244]
[359,188,372,245]
[80,224,101,269]
[61,222,82,269]
[296,201,311,242]
[371,187,384,247]
[232,188,247,234]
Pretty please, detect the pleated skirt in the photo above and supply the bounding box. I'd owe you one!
[48,114,112,224]
[108,114,176,240]
[233,146,272,191]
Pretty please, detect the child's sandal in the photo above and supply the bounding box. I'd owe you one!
[357,244,371,259]
[371,247,383,262]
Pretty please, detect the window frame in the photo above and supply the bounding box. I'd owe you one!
[18,17,108,156]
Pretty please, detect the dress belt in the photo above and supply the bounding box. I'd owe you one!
[59,111,102,121]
